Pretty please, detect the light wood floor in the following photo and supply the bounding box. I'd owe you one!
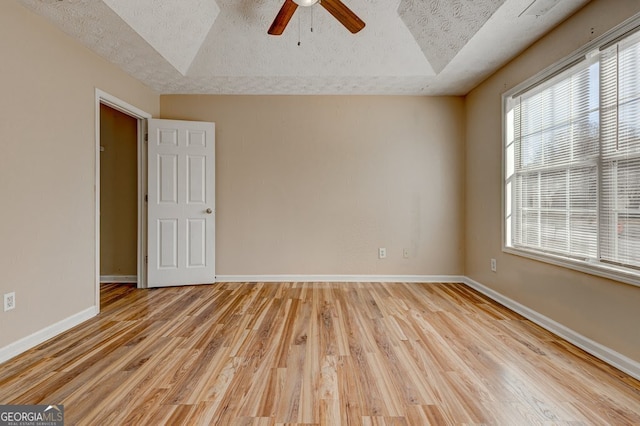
[1,282,639,425]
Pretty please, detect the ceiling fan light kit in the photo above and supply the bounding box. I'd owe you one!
[268,0,365,36]
[293,0,319,6]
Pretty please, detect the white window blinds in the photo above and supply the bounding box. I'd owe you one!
[600,33,640,268]
[505,26,640,278]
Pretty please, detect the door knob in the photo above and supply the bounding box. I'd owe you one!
[206,208,213,214]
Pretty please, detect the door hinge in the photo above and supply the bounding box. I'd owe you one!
[145,256,148,264]
[144,194,148,203]
[144,133,148,142]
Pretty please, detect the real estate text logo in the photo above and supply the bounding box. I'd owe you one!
[0,405,64,426]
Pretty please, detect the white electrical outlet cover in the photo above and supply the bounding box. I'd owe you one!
[4,292,16,311]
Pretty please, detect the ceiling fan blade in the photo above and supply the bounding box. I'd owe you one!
[268,0,298,35]
[319,0,365,34]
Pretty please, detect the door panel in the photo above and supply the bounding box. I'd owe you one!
[148,119,215,287]
[187,219,206,267]
[158,154,178,203]
[187,155,206,203]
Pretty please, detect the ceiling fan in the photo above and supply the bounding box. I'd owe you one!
[268,0,365,36]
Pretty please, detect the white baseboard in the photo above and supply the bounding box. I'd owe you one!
[100,275,137,283]
[463,277,640,381]
[215,274,466,283]
[0,306,98,364]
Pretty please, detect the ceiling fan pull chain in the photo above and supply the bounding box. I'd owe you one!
[311,6,314,33]
[298,11,301,46]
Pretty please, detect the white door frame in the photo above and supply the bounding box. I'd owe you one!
[95,89,152,311]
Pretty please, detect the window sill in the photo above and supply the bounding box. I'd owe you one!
[503,246,640,289]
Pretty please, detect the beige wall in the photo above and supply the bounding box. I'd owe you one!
[99,104,138,276]
[0,1,159,348]
[161,95,465,276]
[465,0,640,362]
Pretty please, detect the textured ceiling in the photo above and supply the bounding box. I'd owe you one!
[398,0,506,74]
[17,0,591,95]
[102,0,219,75]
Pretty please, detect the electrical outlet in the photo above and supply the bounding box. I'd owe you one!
[378,248,387,259]
[490,258,497,272]
[403,248,409,259]
[4,292,15,312]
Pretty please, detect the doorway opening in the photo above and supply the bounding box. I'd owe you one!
[95,89,152,312]
[99,104,137,285]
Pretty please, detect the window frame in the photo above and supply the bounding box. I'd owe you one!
[502,12,640,288]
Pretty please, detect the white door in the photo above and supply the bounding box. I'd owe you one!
[147,119,215,287]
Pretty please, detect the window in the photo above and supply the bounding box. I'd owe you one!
[504,18,640,286]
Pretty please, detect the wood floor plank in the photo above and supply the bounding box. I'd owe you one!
[1,282,639,425]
